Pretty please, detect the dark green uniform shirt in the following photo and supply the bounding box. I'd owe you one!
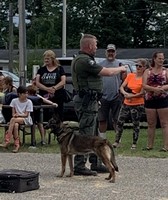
[71,51,103,93]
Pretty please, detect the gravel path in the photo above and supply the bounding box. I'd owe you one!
[0,153,168,200]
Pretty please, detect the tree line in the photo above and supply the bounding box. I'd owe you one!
[0,0,168,49]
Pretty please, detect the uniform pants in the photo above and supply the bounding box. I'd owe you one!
[73,95,99,170]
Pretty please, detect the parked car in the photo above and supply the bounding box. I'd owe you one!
[58,57,143,124]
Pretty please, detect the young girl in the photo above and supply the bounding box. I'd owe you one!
[0,86,33,153]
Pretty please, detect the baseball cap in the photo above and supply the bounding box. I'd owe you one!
[106,44,116,51]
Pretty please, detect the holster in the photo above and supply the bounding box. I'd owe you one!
[82,93,91,108]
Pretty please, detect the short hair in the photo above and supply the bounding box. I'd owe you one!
[80,34,97,48]
[27,85,37,95]
[43,50,60,67]
[17,86,27,94]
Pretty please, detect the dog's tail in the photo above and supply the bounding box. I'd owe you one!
[106,140,119,172]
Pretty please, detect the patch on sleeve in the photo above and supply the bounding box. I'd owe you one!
[88,59,96,66]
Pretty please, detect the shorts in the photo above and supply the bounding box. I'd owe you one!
[32,109,43,124]
[98,95,123,122]
[145,96,168,109]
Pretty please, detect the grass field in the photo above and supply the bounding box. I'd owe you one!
[0,126,168,158]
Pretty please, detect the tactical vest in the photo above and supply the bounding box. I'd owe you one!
[71,53,102,93]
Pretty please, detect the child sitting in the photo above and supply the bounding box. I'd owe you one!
[0,86,33,153]
[27,84,58,145]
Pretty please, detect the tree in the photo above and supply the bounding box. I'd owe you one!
[0,0,168,50]
[26,0,62,49]
[96,0,133,47]
[0,1,10,48]
[123,0,154,47]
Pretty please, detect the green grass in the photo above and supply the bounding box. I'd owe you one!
[0,127,60,154]
[0,127,168,158]
[107,127,168,158]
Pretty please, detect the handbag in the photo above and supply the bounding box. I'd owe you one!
[63,89,73,103]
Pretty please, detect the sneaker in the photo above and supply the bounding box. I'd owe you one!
[91,164,108,173]
[74,167,97,176]
[41,141,46,146]
[142,147,153,151]
[131,144,136,150]
[113,142,120,148]
[28,145,37,149]
[0,143,9,148]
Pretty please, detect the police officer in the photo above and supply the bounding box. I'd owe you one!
[71,34,127,176]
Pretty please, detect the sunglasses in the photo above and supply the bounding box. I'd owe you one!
[107,50,115,53]
[135,64,143,68]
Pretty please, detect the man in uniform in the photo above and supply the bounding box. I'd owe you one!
[71,34,127,176]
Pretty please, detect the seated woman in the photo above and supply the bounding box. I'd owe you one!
[3,76,17,94]
[1,76,17,123]
[0,86,33,153]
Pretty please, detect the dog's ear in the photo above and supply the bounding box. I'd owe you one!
[52,113,57,119]
[54,112,63,123]
[52,113,60,119]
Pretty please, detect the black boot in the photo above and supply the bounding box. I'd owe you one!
[89,153,108,173]
[74,154,97,176]
[74,167,97,176]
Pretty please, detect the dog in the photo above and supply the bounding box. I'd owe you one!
[44,114,119,183]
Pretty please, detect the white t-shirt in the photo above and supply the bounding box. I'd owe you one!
[10,98,33,125]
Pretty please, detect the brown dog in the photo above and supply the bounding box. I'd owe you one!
[45,114,119,183]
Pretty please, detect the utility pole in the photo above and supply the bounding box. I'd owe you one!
[62,0,66,57]
[18,0,26,86]
[9,3,13,73]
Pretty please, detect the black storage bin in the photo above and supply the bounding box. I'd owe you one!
[0,169,39,193]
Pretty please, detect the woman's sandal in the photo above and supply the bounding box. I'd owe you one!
[142,147,153,151]
[131,144,136,150]
[159,148,168,152]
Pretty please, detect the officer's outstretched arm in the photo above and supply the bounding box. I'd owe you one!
[99,66,127,76]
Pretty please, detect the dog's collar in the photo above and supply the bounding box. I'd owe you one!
[57,127,73,143]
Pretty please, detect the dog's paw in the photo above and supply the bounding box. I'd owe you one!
[56,174,64,178]
[105,177,115,183]
[109,179,115,183]
[66,174,73,177]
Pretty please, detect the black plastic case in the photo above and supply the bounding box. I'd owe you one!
[0,169,40,193]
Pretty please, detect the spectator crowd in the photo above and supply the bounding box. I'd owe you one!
[0,35,167,168]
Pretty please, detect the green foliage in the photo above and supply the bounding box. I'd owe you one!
[26,49,43,80]
[0,0,168,49]
[26,0,62,49]
[0,1,9,48]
